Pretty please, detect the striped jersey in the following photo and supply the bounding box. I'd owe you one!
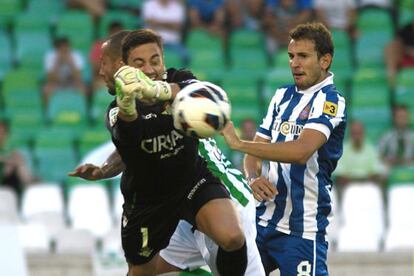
[256,73,346,241]
[198,138,253,209]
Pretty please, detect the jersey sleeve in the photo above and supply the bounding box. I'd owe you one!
[304,91,346,140]
[167,68,198,89]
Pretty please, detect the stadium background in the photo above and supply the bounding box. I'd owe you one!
[0,0,413,275]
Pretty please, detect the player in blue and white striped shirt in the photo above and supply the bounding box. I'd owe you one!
[222,22,346,276]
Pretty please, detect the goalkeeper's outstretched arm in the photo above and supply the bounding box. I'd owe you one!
[68,150,125,180]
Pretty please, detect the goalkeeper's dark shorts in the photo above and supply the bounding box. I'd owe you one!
[121,168,230,265]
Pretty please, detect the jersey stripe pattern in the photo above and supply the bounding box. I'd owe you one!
[198,138,252,208]
[256,73,346,241]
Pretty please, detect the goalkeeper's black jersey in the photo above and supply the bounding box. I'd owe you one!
[105,68,204,206]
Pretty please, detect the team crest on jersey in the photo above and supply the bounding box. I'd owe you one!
[299,104,311,120]
[109,107,119,127]
[323,101,337,116]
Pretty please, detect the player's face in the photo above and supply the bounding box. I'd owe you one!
[99,42,122,95]
[288,39,331,90]
[126,42,165,81]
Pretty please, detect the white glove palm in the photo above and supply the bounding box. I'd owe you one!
[114,66,172,105]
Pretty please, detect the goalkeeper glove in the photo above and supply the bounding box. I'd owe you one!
[114,66,172,104]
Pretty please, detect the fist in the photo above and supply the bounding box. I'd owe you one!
[114,66,172,103]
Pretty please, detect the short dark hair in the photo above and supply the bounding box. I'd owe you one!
[121,29,163,64]
[53,36,70,48]
[289,22,334,59]
[105,30,131,61]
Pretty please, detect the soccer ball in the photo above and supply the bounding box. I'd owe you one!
[172,81,231,138]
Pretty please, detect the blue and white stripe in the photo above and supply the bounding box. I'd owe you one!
[256,73,346,241]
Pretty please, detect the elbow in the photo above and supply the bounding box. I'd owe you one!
[295,150,313,165]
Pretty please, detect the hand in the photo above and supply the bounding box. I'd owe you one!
[221,121,241,150]
[114,66,172,103]
[68,164,104,180]
[249,176,277,201]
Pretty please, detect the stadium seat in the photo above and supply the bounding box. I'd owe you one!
[21,183,66,239]
[15,30,52,73]
[17,223,51,253]
[384,185,414,251]
[355,31,392,69]
[356,8,394,35]
[55,228,96,254]
[14,12,50,33]
[47,90,89,129]
[98,10,138,38]
[0,0,22,27]
[101,227,123,255]
[8,110,44,148]
[0,225,28,275]
[55,10,94,54]
[261,66,292,104]
[336,183,385,252]
[78,127,110,158]
[0,187,20,225]
[0,31,12,80]
[26,0,64,22]
[67,184,113,238]
[91,86,114,122]
[387,166,414,188]
[326,187,340,251]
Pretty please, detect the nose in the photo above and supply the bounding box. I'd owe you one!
[141,64,155,76]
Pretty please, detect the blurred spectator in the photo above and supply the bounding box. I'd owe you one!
[378,104,414,167]
[262,0,314,58]
[43,37,87,106]
[188,0,227,39]
[314,0,357,39]
[0,120,36,196]
[90,21,124,92]
[385,20,414,88]
[225,0,266,30]
[231,118,257,171]
[142,0,190,66]
[66,0,106,22]
[334,120,387,200]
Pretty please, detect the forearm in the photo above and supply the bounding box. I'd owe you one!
[234,139,309,164]
[100,150,125,178]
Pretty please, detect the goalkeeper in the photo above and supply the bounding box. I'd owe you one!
[69,29,265,276]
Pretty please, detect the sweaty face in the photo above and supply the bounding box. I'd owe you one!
[126,43,165,81]
[99,42,122,95]
[288,39,330,90]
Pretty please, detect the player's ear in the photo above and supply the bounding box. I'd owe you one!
[320,54,332,70]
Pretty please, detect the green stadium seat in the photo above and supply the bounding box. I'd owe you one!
[47,91,89,131]
[98,10,138,38]
[8,110,44,148]
[388,166,414,188]
[34,147,78,184]
[357,8,394,35]
[26,0,64,20]
[78,128,110,158]
[350,106,391,143]
[14,12,51,33]
[0,31,13,80]
[2,69,39,94]
[0,0,22,27]
[15,31,52,73]
[395,68,414,101]
[230,48,268,72]
[55,11,94,54]
[164,47,185,69]
[355,31,392,69]
[187,30,223,50]
[261,67,292,104]
[91,86,114,122]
